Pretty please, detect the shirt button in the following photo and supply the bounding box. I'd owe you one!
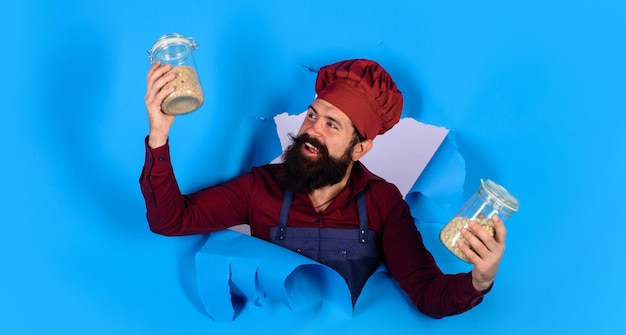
[315,218,321,223]
[158,157,164,161]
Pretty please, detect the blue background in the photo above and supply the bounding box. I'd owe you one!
[2,0,625,334]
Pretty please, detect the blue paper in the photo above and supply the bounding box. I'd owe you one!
[195,230,353,322]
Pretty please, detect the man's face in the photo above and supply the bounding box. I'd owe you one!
[280,99,360,194]
[296,99,359,161]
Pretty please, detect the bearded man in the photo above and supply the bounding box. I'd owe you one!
[140,58,506,317]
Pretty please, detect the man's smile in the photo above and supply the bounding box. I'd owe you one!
[304,142,320,156]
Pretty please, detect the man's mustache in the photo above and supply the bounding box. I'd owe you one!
[290,133,329,157]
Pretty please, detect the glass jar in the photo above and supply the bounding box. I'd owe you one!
[439,179,520,262]
[148,33,204,115]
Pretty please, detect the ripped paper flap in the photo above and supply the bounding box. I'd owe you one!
[196,230,352,322]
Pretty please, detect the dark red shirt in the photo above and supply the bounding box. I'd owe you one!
[139,139,489,318]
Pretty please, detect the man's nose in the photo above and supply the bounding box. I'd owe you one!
[306,119,323,137]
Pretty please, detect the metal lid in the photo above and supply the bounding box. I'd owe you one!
[480,179,520,212]
[148,33,198,63]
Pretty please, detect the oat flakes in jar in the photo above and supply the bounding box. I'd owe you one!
[148,33,204,115]
[440,179,519,262]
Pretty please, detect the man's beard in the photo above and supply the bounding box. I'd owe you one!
[279,133,353,194]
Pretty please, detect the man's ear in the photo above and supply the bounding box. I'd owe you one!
[351,139,373,161]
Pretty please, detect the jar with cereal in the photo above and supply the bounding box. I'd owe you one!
[148,33,204,115]
[439,179,519,262]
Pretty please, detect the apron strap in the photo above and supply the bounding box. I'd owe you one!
[275,189,294,240]
[356,190,369,243]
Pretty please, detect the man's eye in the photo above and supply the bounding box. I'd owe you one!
[327,122,338,130]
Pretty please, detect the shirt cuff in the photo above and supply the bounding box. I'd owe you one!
[460,272,493,307]
[143,136,172,175]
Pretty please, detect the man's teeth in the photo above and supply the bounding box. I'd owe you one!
[305,142,319,152]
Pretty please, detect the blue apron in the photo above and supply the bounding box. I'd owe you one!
[270,189,378,305]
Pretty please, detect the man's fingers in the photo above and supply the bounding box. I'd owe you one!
[145,64,175,108]
[462,222,490,255]
[146,61,161,82]
[492,214,507,244]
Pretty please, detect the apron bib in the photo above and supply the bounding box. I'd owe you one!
[270,189,378,305]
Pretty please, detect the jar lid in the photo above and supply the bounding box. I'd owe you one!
[148,33,198,63]
[480,179,520,212]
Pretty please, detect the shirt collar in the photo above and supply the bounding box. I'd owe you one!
[349,161,384,194]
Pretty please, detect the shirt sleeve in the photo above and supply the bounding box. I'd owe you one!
[377,184,491,319]
[138,137,252,236]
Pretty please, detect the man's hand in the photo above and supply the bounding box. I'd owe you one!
[457,214,507,292]
[145,61,176,149]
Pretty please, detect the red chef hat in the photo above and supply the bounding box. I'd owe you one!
[315,59,403,140]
